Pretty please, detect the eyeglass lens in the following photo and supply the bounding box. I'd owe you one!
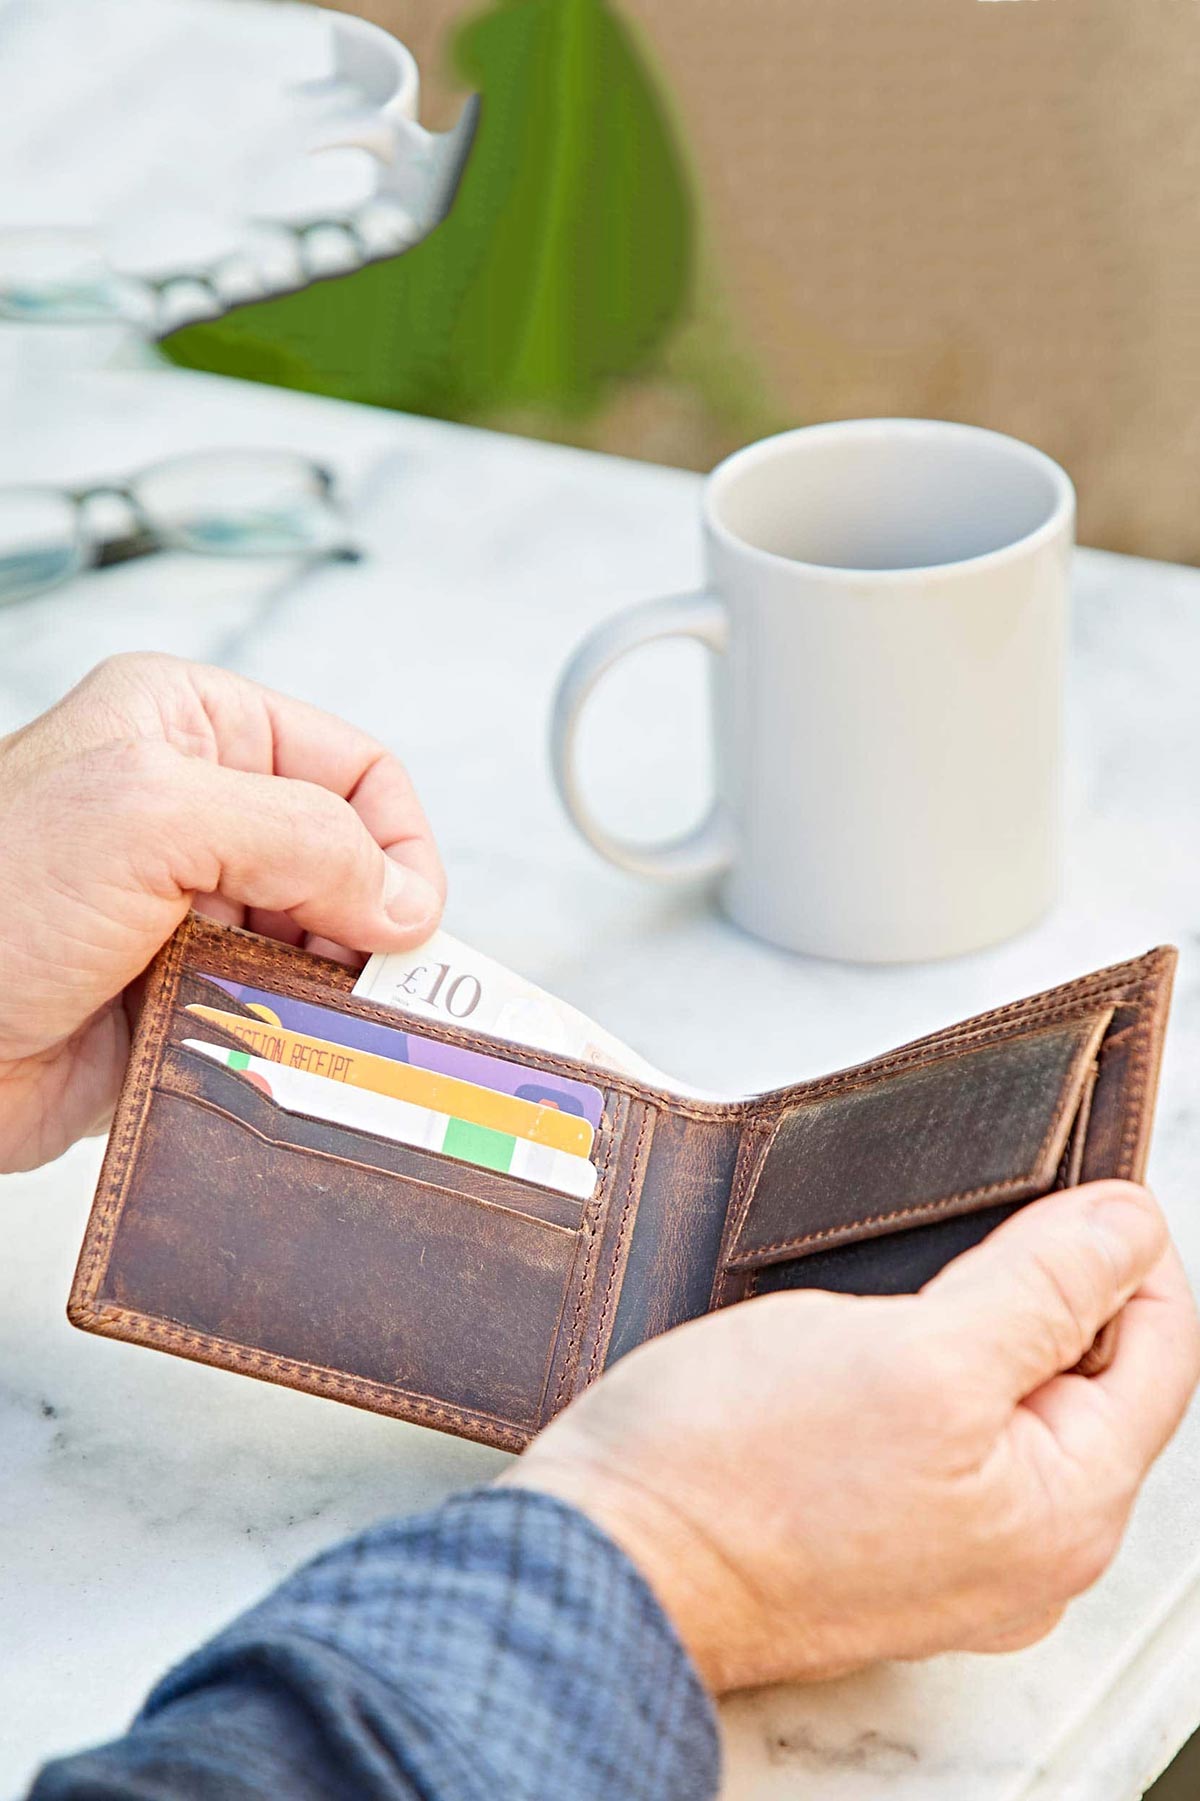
[130,450,348,557]
[0,489,86,606]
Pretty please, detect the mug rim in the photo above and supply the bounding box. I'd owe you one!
[703,418,1076,582]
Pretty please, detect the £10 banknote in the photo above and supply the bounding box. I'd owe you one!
[353,930,705,1094]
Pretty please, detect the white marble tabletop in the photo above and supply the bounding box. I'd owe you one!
[2,366,1200,1800]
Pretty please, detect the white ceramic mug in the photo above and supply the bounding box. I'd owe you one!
[550,419,1075,963]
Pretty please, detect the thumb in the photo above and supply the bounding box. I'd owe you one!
[919,1181,1168,1405]
[161,752,443,947]
[1,737,442,1069]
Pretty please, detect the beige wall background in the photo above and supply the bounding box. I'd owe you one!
[327,0,1200,561]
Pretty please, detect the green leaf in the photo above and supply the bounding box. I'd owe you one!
[164,0,694,422]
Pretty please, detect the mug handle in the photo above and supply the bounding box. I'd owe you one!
[549,591,735,880]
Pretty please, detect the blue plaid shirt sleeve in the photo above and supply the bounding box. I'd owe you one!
[29,1486,721,1801]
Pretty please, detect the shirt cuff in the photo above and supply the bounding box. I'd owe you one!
[145,1484,721,1801]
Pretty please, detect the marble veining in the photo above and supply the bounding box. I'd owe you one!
[1,368,1199,1799]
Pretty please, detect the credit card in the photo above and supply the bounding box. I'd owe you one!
[198,972,604,1131]
[183,1040,597,1200]
[184,1005,594,1159]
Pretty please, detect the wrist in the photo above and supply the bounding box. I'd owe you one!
[500,1450,758,1694]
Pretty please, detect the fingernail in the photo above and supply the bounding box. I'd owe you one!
[382,859,441,930]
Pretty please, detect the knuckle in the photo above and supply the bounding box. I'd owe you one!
[80,735,181,810]
[83,650,174,695]
[112,734,181,798]
[54,737,193,897]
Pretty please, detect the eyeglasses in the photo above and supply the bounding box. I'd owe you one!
[0,448,360,608]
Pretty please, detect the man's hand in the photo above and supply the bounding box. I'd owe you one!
[0,653,444,1172]
[510,1180,1200,1693]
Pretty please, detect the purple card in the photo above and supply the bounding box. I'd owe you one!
[199,973,604,1129]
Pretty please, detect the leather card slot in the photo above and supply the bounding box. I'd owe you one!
[172,936,628,1134]
[168,999,263,1060]
[99,1081,587,1429]
[174,969,260,1021]
[159,1042,589,1233]
[724,1007,1114,1272]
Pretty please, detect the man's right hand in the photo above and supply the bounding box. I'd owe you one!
[509,1179,1200,1693]
[0,654,444,1173]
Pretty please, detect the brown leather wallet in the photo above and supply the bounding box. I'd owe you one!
[68,917,1176,1452]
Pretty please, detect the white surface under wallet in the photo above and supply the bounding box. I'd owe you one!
[3,367,1200,1801]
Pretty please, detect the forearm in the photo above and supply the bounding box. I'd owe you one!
[29,1488,719,1801]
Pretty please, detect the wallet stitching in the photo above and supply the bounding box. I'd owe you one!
[152,1065,597,1425]
[549,1091,623,1410]
[725,1009,1114,1268]
[711,1120,774,1306]
[737,994,1142,1125]
[721,1116,786,1274]
[95,907,622,1442]
[585,1102,654,1387]
[70,916,1174,1449]
[728,1179,1052,1264]
[182,919,659,1115]
[76,1302,533,1448]
[1124,954,1175,1180]
[551,1094,624,1413]
[731,986,1141,1126]
[175,915,1170,1124]
[81,909,591,1440]
[531,1244,587,1425]
[76,925,188,1305]
[1113,986,1164,1182]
